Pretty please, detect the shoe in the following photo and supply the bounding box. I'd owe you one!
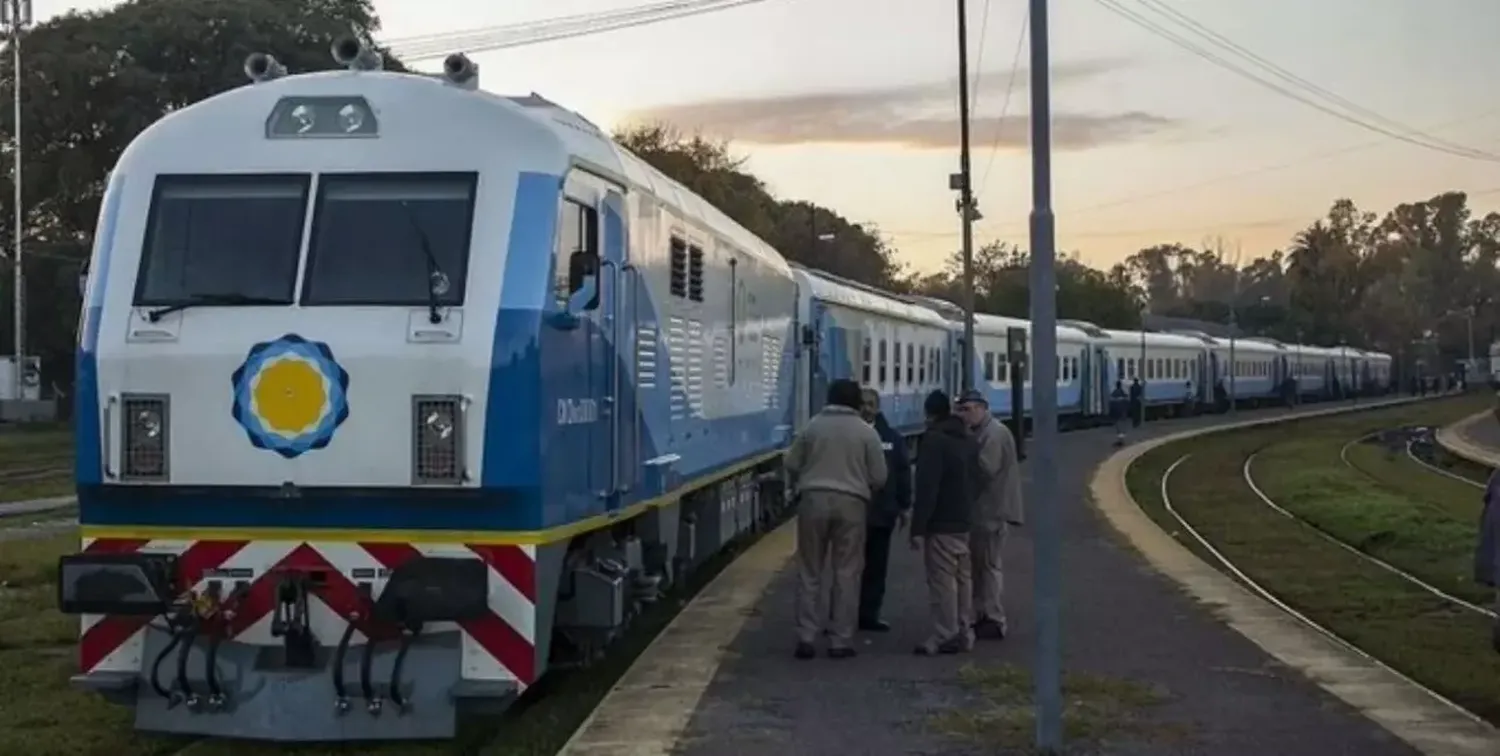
[827,646,857,659]
[858,619,891,632]
[974,618,1007,640]
[794,642,816,660]
[936,637,967,654]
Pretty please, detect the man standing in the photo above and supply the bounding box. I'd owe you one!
[957,389,1024,640]
[785,378,888,660]
[858,387,911,633]
[1109,380,1129,447]
[910,390,977,655]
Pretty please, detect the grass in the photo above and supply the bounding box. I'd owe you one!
[0,501,779,756]
[1341,437,1486,522]
[0,425,74,504]
[930,663,1194,754]
[1125,394,1500,723]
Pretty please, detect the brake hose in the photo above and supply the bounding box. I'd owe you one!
[359,632,378,705]
[389,624,424,711]
[331,621,358,705]
[174,623,199,703]
[150,631,184,699]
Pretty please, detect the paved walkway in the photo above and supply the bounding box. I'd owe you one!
[1436,410,1500,467]
[567,400,1483,756]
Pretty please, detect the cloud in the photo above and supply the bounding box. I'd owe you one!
[623,59,1180,151]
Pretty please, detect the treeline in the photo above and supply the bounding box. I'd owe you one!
[0,0,1489,395]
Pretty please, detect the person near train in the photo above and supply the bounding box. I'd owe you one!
[957,389,1025,640]
[1109,381,1129,446]
[910,389,979,656]
[1129,377,1144,427]
[784,378,889,660]
[857,387,912,633]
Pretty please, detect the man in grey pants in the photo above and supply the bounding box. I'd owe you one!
[785,378,889,660]
[957,389,1025,640]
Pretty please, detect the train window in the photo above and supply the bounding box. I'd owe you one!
[302,172,478,307]
[907,343,915,385]
[687,245,705,302]
[669,238,688,297]
[862,335,872,384]
[879,339,888,384]
[1000,355,1009,383]
[984,352,995,382]
[919,344,927,384]
[894,339,903,387]
[1126,358,1135,378]
[1117,358,1125,379]
[135,173,309,307]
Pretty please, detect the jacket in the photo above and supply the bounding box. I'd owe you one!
[910,415,977,537]
[1476,468,1500,586]
[972,416,1025,529]
[786,405,888,502]
[868,413,912,527]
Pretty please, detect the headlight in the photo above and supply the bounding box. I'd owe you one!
[121,394,169,480]
[413,396,465,484]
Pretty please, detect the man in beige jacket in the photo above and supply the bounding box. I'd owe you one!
[957,389,1025,640]
[785,378,889,659]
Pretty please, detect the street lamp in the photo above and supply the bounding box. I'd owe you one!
[1,0,28,403]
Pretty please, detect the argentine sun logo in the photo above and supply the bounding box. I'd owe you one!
[230,334,350,459]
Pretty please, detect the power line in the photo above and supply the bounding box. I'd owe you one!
[1132,0,1500,161]
[968,0,992,113]
[975,4,1028,195]
[1091,0,1500,163]
[384,0,775,61]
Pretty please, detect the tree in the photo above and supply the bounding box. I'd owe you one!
[0,0,399,389]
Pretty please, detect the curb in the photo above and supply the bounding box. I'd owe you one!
[1088,394,1500,756]
[0,495,76,518]
[1435,410,1500,469]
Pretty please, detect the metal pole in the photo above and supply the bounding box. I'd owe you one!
[7,2,20,401]
[956,0,976,393]
[1467,309,1475,387]
[1026,0,1061,749]
[1136,322,1145,426]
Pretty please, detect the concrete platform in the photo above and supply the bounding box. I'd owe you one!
[1437,409,1500,468]
[565,397,1493,756]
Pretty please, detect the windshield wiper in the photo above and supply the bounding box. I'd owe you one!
[398,201,449,325]
[146,293,285,322]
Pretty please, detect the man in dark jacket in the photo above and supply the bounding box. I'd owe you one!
[910,390,977,656]
[857,388,911,632]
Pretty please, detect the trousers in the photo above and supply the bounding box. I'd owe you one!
[858,525,895,623]
[795,490,867,647]
[971,524,1008,627]
[922,533,973,646]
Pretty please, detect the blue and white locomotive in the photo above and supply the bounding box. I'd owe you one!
[55,38,1394,744]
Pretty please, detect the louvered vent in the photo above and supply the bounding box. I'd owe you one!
[687,245,705,302]
[670,239,688,298]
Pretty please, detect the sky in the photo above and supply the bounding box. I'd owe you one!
[43,0,1500,274]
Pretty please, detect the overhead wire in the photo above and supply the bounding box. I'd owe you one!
[1091,0,1500,163]
[968,0,993,115]
[383,0,776,61]
[975,4,1029,195]
[1133,0,1500,161]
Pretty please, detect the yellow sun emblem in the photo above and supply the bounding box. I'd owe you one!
[251,358,328,435]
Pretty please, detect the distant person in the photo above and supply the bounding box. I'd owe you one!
[1182,379,1194,417]
[1109,381,1129,446]
[857,387,911,633]
[910,390,978,656]
[1129,377,1144,427]
[957,389,1024,641]
[1475,465,1500,653]
[784,379,888,660]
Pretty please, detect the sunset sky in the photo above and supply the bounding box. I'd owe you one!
[53,0,1500,273]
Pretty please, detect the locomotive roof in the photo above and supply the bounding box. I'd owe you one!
[794,267,951,327]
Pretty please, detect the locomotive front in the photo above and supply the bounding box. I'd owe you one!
[55,39,561,741]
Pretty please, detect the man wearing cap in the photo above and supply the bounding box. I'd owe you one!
[956,389,1025,640]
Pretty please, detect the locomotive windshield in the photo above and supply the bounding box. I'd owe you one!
[133,174,308,306]
[301,172,476,307]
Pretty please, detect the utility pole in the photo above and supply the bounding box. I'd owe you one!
[2,0,26,401]
[953,0,977,392]
[1225,239,1240,415]
[1025,0,1062,750]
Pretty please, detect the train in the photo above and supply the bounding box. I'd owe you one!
[54,38,1394,743]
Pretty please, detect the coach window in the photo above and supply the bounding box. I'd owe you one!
[878,339,888,385]
[984,352,995,382]
[918,344,927,385]
[862,335,872,383]
[1117,358,1125,379]
[906,342,915,385]
[893,339,903,388]
[134,174,308,308]
[302,172,478,307]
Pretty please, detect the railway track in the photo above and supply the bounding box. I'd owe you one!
[1158,451,1492,726]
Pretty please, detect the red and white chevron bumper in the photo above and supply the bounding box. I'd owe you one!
[76,537,537,687]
